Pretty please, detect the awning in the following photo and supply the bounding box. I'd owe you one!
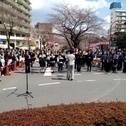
[86,41,109,48]
[0,38,3,43]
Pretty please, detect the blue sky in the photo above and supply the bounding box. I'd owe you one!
[30,0,126,30]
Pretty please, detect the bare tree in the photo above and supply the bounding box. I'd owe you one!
[48,3,105,49]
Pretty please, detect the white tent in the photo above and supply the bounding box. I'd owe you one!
[19,46,36,50]
[0,44,13,49]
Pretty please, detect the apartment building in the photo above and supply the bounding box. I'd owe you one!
[110,2,126,34]
[0,0,31,48]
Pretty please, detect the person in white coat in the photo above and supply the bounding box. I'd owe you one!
[67,50,75,80]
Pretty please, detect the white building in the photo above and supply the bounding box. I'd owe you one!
[0,0,32,48]
[110,2,126,34]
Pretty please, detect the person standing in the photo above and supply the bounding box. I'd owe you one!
[57,52,64,73]
[112,51,117,73]
[67,50,75,81]
[117,52,123,71]
[49,53,56,73]
[123,55,126,73]
[86,51,93,72]
[0,56,3,81]
[39,50,46,73]
[76,50,83,72]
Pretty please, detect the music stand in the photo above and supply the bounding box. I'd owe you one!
[17,65,33,98]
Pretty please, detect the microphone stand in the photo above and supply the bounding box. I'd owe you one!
[17,65,33,98]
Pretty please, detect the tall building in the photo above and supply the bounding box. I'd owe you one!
[0,0,32,48]
[110,2,126,34]
[34,23,53,40]
[34,23,53,48]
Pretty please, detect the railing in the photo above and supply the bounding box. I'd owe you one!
[0,35,29,41]
[18,0,32,10]
[0,1,31,22]
[5,0,30,15]
[13,27,30,34]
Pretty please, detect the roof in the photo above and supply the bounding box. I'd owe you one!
[116,9,126,12]
[110,2,121,9]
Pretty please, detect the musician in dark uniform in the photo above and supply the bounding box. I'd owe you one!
[86,51,93,72]
[76,50,83,72]
[57,52,64,72]
[49,53,56,73]
[111,52,117,73]
[123,55,126,73]
[105,52,111,73]
[0,56,3,81]
[29,50,35,67]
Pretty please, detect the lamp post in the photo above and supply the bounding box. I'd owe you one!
[28,37,31,50]
[109,20,119,47]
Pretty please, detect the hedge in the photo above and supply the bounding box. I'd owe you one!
[0,102,126,126]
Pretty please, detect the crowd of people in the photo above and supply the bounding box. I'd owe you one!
[0,47,126,81]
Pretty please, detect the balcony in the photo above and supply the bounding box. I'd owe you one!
[5,0,31,15]
[0,35,28,42]
[0,1,31,22]
[13,27,30,34]
[18,0,32,10]
[19,13,31,22]
[0,24,4,29]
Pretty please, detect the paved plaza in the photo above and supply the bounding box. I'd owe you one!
[0,63,126,112]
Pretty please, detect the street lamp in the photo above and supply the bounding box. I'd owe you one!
[109,20,119,47]
[28,37,31,50]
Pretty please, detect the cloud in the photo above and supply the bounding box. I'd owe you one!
[30,0,44,9]
[61,0,109,10]
[104,16,110,23]
[30,0,109,10]
[102,16,110,31]
[30,0,110,25]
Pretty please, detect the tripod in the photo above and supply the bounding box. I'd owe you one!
[17,65,33,98]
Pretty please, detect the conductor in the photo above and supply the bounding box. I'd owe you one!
[66,49,75,81]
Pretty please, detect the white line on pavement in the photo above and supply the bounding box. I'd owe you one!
[38,82,60,86]
[86,80,96,82]
[78,80,96,82]
[3,87,17,91]
[113,79,126,81]
[113,79,121,80]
